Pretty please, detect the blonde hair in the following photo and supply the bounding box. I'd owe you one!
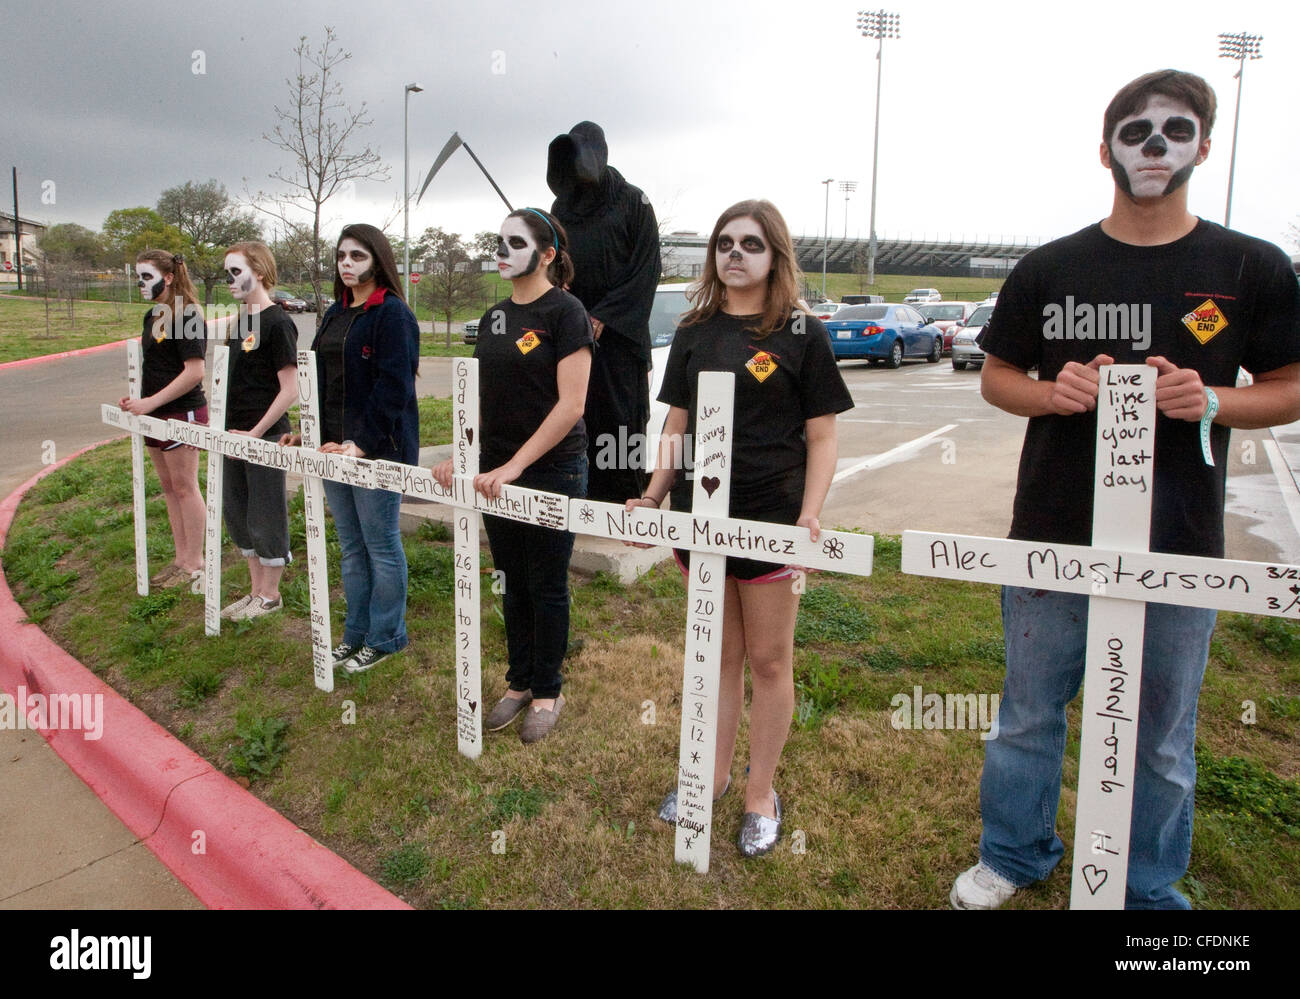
[224,240,277,290]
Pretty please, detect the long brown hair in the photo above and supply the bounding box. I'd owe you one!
[333,223,405,305]
[680,199,805,337]
[136,249,201,316]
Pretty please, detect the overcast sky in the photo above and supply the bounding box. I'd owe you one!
[9,0,1298,256]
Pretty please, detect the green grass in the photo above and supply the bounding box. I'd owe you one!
[4,442,1296,909]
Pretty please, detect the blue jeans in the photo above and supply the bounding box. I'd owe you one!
[980,586,1216,909]
[322,479,409,654]
[482,453,587,700]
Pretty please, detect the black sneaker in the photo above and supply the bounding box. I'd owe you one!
[331,641,361,666]
[343,646,394,674]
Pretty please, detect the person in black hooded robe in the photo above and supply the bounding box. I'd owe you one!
[547,122,662,503]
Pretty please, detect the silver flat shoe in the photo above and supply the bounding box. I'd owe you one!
[657,775,730,824]
[737,790,782,857]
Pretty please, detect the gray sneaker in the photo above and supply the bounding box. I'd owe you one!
[485,692,532,731]
[237,595,282,621]
[220,594,255,620]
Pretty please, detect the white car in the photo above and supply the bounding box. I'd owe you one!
[903,288,942,305]
[951,303,995,370]
[812,302,851,321]
[978,291,1000,307]
[647,282,692,441]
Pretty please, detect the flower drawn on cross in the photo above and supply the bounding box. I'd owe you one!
[579,504,595,524]
[822,537,845,559]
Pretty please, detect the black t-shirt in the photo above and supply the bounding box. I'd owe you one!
[658,310,854,518]
[317,305,362,446]
[224,304,298,433]
[474,287,594,470]
[979,219,1300,558]
[141,304,206,410]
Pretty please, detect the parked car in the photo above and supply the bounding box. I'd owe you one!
[903,288,942,305]
[842,293,884,305]
[812,301,850,321]
[462,318,479,344]
[917,301,978,352]
[301,293,334,313]
[271,289,307,313]
[978,291,1000,307]
[647,283,691,435]
[951,303,995,369]
[824,303,943,367]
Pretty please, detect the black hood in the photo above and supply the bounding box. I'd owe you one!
[547,121,613,216]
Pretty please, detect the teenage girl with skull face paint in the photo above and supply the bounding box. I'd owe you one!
[433,208,592,744]
[627,199,853,856]
[120,250,208,590]
[215,241,300,621]
[280,223,420,674]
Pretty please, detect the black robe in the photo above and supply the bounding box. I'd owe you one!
[548,121,662,502]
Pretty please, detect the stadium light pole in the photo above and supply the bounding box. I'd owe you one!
[857,9,899,286]
[821,178,833,300]
[1218,32,1261,229]
[839,180,858,239]
[403,82,424,304]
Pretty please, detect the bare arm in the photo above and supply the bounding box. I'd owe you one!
[797,413,839,542]
[121,356,205,415]
[1147,357,1300,429]
[627,405,687,510]
[981,351,1115,417]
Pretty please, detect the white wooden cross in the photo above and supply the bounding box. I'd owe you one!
[902,362,1300,908]
[569,372,875,872]
[103,362,875,868]
[201,344,229,635]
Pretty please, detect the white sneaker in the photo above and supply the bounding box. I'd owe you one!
[950,862,1018,910]
[221,594,255,620]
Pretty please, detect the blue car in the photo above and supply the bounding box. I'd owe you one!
[824,304,943,367]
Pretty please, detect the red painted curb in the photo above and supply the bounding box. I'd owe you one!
[0,338,132,372]
[0,442,410,909]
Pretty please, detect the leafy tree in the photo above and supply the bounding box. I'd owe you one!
[471,230,499,262]
[102,207,185,264]
[157,179,261,305]
[414,228,480,343]
[257,26,390,324]
[39,223,105,268]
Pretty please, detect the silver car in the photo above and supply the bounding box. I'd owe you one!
[951,303,995,370]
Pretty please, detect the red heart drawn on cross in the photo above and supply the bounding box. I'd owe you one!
[701,476,720,497]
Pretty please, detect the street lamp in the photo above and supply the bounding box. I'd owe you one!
[839,180,858,239]
[403,82,424,304]
[821,178,834,300]
[857,9,900,286]
[1218,32,1261,229]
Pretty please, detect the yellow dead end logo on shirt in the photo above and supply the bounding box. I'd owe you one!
[1181,299,1228,345]
[241,333,257,352]
[516,329,542,355]
[746,350,777,383]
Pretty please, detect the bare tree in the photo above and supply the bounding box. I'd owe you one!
[257,26,389,322]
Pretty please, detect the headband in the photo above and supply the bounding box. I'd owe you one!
[521,208,559,250]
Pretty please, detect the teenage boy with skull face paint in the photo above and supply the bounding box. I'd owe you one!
[119,250,208,590]
[950,70,1300,910]
[433,208,592,744]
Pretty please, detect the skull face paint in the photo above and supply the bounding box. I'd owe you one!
[1108,96,1202,199]
[223,252,257,301]
[715,217,772,293]
[495,217,542,280]
[336,237,375,290]
[136,263,166,301]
